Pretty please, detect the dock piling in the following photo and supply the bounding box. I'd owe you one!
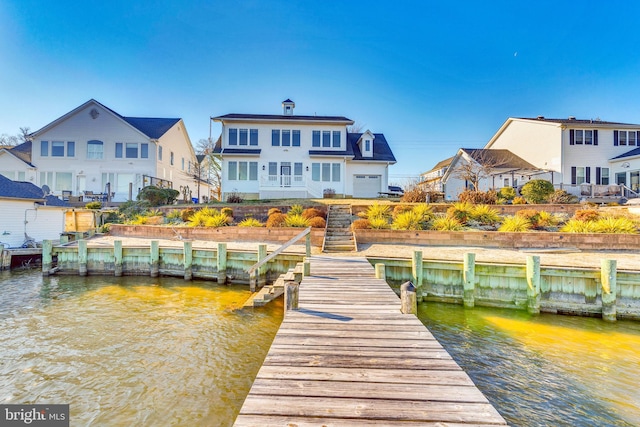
[42,240,53,276]
[412,250,423,302]
[217,243,227,285]
[150,240,159,277]
[114,240,123,276]
[78,240,88,276]
[601,259,617,322]
[375,263,386,280]
[401,281,417,315]
[526,255,541,314]
[183,241,193,280]
[463,252,475,308]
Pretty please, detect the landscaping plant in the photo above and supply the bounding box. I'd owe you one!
[284,214,310,228]
[238,218,264,227]
[520,179,554,204]
[498,215,533,232]
[470,204,501,225]
[392,210,424,230]
[430,216,463,231]
[266,212,287,227]
[446,202,474,224]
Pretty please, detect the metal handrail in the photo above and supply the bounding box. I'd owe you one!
[245,227,311,275]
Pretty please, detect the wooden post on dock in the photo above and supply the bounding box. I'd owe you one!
[285,280,299,311]
[463,252,475,308]
[526,255,541,314]
[60,235,69,244]
[412,250,423,303]
[78,239,88,276]
[305,233,311,257]
[183,241,193,280]
[601,259,617,322]
[375,263,386,280]
[257,244,267,289]
[150,240,159,278]
[303,258,311,277]
[217,243,227,284]
[114,240,123,277]
[401,281,417,315]
[42,240,52,275]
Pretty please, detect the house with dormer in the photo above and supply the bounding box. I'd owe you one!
[6,99,202,202]
[212,99,396,200]
[484,116,640,198]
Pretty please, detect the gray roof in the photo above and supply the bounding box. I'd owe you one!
[2,141,34,166]
[348,133,396,162]
[422,156,454,175]
[519,117,640,126]
[611,147,640,160]
[213,113,353,123]
[461,148,537,169]
[0,175,69,206]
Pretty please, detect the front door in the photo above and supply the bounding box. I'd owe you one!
[281,165,291,187]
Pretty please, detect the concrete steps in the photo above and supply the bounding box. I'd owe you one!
[323,205,356,252]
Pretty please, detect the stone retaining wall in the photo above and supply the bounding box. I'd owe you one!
[354,229,640,250]
[109,224,325,246]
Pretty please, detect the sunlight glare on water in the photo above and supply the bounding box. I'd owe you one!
[418,303,640,427]
[0,270,282,427]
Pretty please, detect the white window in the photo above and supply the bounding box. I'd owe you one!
[87,140,104,159]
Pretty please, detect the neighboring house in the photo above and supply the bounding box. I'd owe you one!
[419,156,453,194]
[484,116,640,198]
[0,141,37,183]
[440,148,542,200]
[0,174,68,248]
[21,99,199,202]
[212,99,396,200]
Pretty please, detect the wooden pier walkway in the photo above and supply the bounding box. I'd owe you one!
[234,256,507,426]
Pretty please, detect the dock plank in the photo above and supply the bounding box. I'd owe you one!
[233,256,507,426]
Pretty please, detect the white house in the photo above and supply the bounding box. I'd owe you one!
[440,148,541,200]
[11,99,201,202]
[484,116,640,198]
[419,156,453,194]
[212,99,396,200]
[0,175,68,248]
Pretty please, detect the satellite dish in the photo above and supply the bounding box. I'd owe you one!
[41,184,50,195]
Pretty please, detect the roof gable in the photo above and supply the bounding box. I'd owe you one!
[347,132,396,163]
[30,99,180,141]
[0,141,35,167]
[461,148,536,169]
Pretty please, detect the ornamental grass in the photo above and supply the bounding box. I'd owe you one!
[238,218,264,227]
[498,215,532,232]
[431,216,463,231]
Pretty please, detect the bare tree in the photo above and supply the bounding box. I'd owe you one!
[347,122,366,133]
[191,137,223,201]
[452,149,512,191]
[0,127,30,146]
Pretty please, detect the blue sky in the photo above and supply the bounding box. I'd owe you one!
[3,1,640,184]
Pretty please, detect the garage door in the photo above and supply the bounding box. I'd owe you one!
[353,175,381,198]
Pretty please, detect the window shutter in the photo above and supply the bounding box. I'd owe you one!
[614,130,619,146]
[569,129,575,145]
[594,129,598,146]
[596,167,601,185]
[586,167,591,184]
[571,167,577,185]
[636,131,640,146]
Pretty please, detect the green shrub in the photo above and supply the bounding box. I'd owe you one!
[498,216,533,232]
[351,219,370,230]
[431,216,463,231]
[458,190,497,205]
[118,200,151,221]
[547,189,579,204]
[266,212,287,227]
[520,180,554,204]
[412,204,434,223]
[85,201,102,210]
[560,219,598,233]
[446,202,474,224]
[288,204,304,216]
[284,214,310,227]
[180,208,195,222]
[204,213,230,228]
[592,217,638,234]
[392,210,424,230]
[137,186,180,206]
[99,223,111,233]
[221,207,233,218]
[308,217,326,228]
[166,210,183,221]
[365,203,391,220]
[470,204,501,225]
[498,187,517,201]
[369,217,391,229]
[238,218,264,227]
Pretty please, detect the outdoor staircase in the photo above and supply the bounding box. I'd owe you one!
[322,204,356,252]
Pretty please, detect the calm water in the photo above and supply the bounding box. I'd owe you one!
[0,270,282,426]
[418,303,640,427]
[2,270,640,426]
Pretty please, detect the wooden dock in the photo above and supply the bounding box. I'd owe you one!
[234,256,507,426]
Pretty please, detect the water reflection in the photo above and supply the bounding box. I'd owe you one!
[0,270,282,426]
[418,303,640,427]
